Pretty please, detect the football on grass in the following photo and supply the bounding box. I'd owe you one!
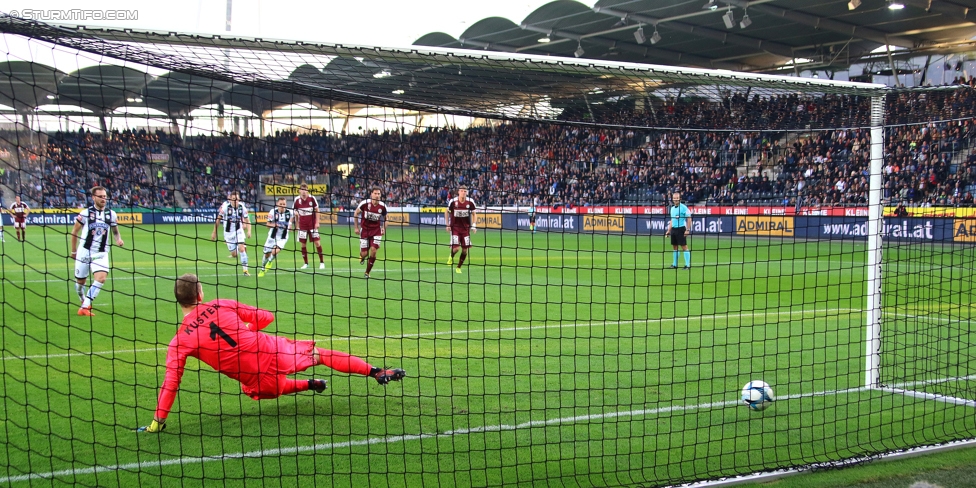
[741,380,775,411]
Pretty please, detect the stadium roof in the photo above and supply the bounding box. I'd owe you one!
[417,0,976,73]
[0,5,951,120]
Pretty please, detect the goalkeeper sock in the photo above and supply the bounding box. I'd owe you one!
[83,281,104,307]
[684,251,691,266]
[317,349,372,376]
[240,251,248,268]
[673,251,679,267]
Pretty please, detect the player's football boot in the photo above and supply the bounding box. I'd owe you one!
[455,267,462,274]
[670,265,678,269]
[243,268,251,277]
[319,262,326,270]
[373,368,406,385]
[258,269,266,278]
[446,256,453,265]
[77,306,94,317]
[683,266,691,270]
[309,379,328,393]
[300,264,309,269]
[364,272,370,279]
[360,257,366,265]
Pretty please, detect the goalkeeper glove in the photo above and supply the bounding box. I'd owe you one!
[137,419,166,433]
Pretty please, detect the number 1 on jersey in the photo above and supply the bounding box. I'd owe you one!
[208,322,238,347]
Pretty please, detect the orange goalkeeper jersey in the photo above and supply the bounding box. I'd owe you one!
[154,299,277,420]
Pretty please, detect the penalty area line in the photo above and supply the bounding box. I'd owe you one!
[1,376,972,483]
[0,384,876,484]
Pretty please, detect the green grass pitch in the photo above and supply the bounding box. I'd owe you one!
[0,223,974,487]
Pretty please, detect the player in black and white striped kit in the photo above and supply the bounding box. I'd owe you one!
[211,190,252,276]
[258,197,293,277]
[70,186,124,317]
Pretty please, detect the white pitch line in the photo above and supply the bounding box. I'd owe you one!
[4,259,961,284]
[888,313,976,325]
[883,388,976,408]
[2,308,860,361]
[5,377,972,485]
[5,267,443,284]
[2,258,876,275]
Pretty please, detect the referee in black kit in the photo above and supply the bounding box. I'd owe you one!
[664,192,692,269]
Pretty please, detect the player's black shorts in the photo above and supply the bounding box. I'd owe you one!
[670,226,687,246]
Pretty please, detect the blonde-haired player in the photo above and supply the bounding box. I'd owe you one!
[70,186,124,317]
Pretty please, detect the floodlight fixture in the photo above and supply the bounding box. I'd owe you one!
[723,9,735,29]
[739,13,751,29]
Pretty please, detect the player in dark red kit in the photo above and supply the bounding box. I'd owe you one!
[446,186,477,274]
[353,188,387,279]
[136,273,406,433]
[8,195,30,241]
[293,184,326,270]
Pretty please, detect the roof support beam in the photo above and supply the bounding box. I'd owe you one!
[518,23,748,70]
[592,5,818,61]
[455,38,519,53]
[721,0,919,48]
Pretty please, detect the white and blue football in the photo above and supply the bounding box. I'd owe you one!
[741,380,775,411]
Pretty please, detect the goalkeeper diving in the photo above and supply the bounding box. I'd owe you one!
[137,273,406,432]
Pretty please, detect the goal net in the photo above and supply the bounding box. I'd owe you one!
[1,14,975,487]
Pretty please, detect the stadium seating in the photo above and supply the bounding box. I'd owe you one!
[4,86,975,210]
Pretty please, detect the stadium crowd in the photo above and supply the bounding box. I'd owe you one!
[2,130,176,209]
[2,86,975,210]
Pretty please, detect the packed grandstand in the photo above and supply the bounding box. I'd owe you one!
[2,84,975,211]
